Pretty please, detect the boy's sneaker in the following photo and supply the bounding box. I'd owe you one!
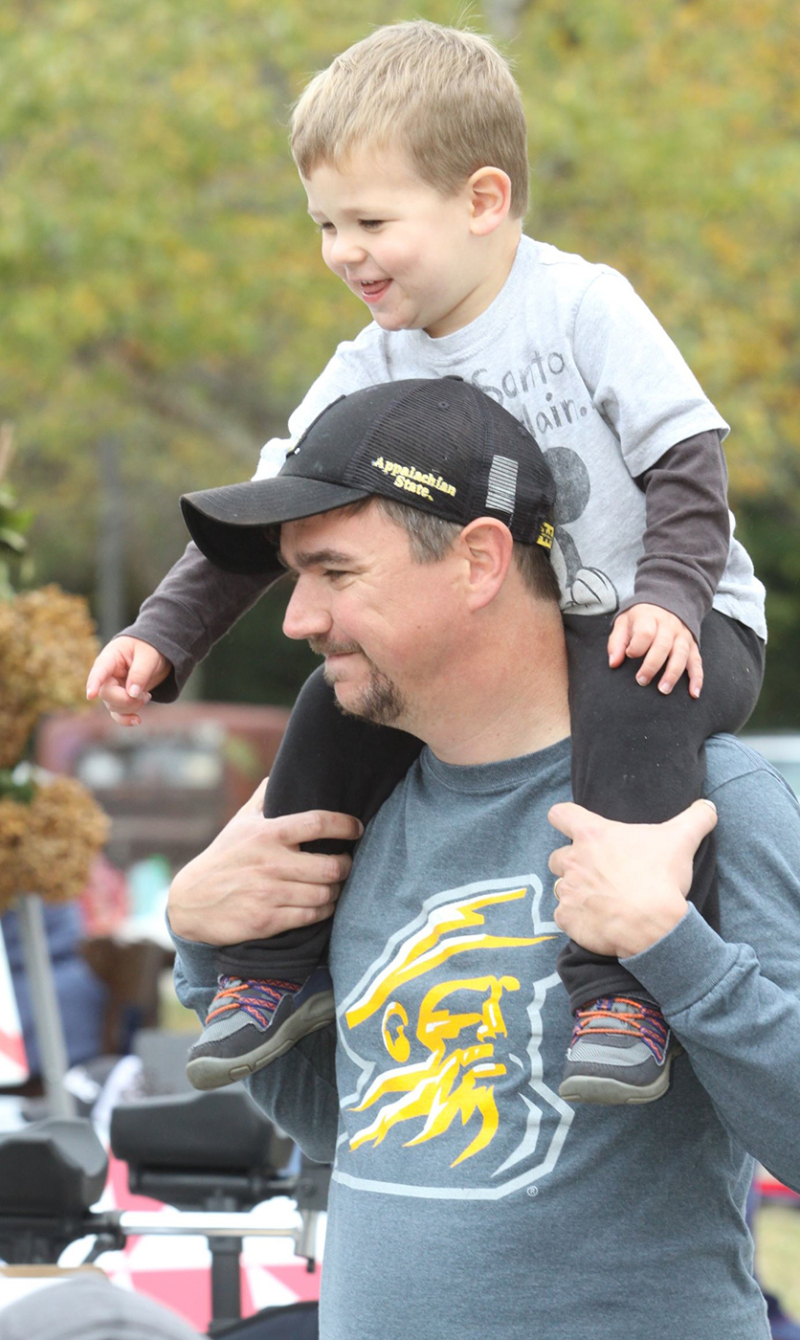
[558,995,681,1105]
[186,966,335,1091]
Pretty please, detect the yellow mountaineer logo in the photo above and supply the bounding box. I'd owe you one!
[344,886,554,1168]
[371,455,457,502]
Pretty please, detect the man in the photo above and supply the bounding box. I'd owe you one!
[169,379,800,1340]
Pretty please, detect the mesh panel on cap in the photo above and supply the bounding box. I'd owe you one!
[343,381,484,523]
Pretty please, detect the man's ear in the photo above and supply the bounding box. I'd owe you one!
[467,166,513,236]
[459,518,514,609]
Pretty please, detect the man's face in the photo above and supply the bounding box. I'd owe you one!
[301,144,498,339]
[280,504,463,729]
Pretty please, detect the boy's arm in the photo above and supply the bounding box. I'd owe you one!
[607,431,731,695]
[118,540,279,701]
[572,271,736,694]
[625,430,730,642]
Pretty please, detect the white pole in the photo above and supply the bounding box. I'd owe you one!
[15,894,76,1118]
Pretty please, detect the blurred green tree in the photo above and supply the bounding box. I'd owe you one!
[1,0,452,596]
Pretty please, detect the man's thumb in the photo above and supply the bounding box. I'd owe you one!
[670,799,718,854]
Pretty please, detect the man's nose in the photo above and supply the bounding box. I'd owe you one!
[282,577,331,641]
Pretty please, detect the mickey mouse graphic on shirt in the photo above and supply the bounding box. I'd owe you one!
[543,446,619,615]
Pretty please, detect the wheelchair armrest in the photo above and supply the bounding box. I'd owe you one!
[0,1118,108,1216]
[110,1088,293,1173]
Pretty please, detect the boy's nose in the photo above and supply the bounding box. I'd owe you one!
[283,577,332,642]
[328,231,367,268]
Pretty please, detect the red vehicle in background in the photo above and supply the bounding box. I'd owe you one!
[37,701,289,873]
[30,702,291,1059]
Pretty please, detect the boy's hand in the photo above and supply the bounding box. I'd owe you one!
[608,603,703,697]
[86,636,171,726]
[169,780,363,944]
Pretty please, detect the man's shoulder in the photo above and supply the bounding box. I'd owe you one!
[705,733,799,810]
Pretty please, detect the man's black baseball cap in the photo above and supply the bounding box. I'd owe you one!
[181,378,556,575]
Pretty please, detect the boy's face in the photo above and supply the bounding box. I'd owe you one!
[302,145,506,339]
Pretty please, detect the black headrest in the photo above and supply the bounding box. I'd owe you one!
[110,1088,292,1172]
[0,1119,108,1215]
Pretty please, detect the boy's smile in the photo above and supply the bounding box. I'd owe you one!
[302,146,518,339]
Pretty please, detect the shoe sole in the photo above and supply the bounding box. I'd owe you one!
[557,1044,682,1106]
[186,990,336,1091]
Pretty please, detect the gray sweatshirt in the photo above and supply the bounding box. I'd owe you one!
[174,733,800,1340]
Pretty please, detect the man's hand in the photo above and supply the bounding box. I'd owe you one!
[608,603,703,697]
[168,779,363,944]
[547,799,718,958]
[86,636,171,726]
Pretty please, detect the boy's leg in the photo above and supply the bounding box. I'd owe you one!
[262,662,426,841]
[187,667,423,1090]
[557,609,764,1103]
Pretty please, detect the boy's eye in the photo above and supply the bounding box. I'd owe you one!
[317,221,335,233]
[359,219,384,231]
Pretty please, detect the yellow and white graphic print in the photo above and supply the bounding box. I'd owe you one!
[334,874,574,1200]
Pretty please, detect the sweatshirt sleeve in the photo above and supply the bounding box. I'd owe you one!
[616,431,732,641]
[118,542,279,701]
[172,928,339,1163]
[621,755,800,1192]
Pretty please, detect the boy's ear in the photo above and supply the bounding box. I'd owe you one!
[467,167,513,236]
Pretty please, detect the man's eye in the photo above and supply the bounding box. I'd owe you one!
[323,569,348,581]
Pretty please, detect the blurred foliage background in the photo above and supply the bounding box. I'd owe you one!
[1,0,798,720]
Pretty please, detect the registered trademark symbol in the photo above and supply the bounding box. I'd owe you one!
[526,1185,539,1198]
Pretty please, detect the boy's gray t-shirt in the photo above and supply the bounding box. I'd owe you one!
[174,734,800,1340]
[254,235,765,639]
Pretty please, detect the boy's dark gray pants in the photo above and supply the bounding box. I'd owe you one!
[215,609,765,1012]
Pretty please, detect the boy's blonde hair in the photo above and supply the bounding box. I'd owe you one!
[290,21,529,218]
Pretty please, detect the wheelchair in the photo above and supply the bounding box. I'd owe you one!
[0,1087,330,1338]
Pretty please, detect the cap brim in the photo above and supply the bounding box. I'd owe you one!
[181,476,370,574]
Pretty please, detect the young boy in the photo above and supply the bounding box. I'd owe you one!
[87,21,766,1104]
